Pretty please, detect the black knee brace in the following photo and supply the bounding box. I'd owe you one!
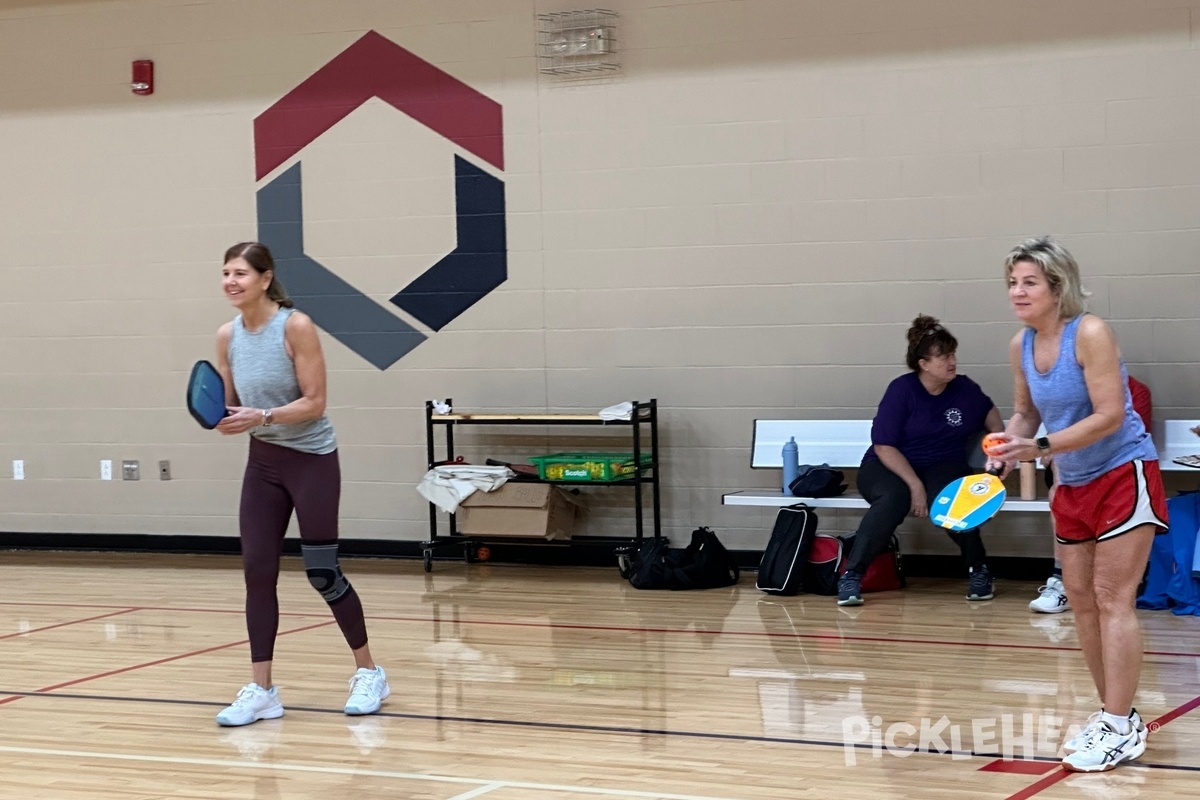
[301,543,352,604]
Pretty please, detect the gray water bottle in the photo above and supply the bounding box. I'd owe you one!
[782,436,799,494]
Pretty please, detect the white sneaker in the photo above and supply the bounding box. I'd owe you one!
[1064,709,1145,754]
[1061,721,1146,772]
[1030,576,1071,613]
[216,683,284,727]
[344,666,390,716]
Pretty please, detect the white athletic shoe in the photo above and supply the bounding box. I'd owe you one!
[1064,710,1146,755]
[1030,576,1071,613]
[216,683,284,727]
[1061,721,1146,772]
[344,666,391,716]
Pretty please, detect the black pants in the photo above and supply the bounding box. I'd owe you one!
[239,437,369,662]
[844,458,987,575]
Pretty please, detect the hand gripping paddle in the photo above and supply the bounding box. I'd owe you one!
[186,360,229,429]
[930,468,1006,531]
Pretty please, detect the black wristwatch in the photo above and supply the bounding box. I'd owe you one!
[1036,436,1052,455]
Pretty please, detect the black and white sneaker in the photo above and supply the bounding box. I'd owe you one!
[1061,721,1146,772]
[1029,575,1071,613]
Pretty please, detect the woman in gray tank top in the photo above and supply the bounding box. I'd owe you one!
[210,242,391,727]
[986,237,1166,774]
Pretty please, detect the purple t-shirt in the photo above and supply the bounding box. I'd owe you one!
[862,372,995,468]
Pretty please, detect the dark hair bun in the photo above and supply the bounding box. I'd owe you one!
[907,314,941,346]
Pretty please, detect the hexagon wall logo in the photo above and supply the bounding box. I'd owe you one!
[253,31,506,369]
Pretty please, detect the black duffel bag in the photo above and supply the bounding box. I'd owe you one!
[618,527,740,590]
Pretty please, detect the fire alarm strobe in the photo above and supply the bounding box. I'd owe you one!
[132,60,154,95]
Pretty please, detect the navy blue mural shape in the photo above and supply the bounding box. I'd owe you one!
[256,156,507,369]
[390,156,507,331]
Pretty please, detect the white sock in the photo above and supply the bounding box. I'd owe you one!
[1101,710,1132,735]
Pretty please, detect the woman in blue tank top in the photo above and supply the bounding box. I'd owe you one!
[210,242,391,727]
[986,237,1167,773]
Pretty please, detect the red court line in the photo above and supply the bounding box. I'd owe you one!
[0,620,337,707]
[0,601,313,620]
[0,601,250,616]
[367,614,1200,660]
[1005,768,1071,799]
[39,620,337,692]
[2,602,1198,660]
[1004,692,1200,800]
[980,759,1058,775]
[0,609,140,641]
[1147,693,1200,729]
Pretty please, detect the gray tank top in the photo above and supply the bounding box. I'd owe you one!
[228,307,337,454]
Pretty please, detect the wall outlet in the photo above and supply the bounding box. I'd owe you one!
[100,460,113,481]
[122,460,140,481]
[158,460,171,481]
[12,460,24,480]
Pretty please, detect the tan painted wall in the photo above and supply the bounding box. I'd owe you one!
[1,0,1198,557]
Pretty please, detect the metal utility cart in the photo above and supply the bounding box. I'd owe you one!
[421,399,661,572]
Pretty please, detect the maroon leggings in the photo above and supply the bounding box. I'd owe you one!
[239,437,368,662]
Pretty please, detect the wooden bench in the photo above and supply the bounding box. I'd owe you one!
[723,418,1200,512]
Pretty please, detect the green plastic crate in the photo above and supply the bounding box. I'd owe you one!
[528,452,652,482]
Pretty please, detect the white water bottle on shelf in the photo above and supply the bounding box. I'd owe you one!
[782,437,799,494]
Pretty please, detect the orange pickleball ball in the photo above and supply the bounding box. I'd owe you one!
[982,433,1007,456]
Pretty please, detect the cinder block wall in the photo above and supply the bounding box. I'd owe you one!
[1,0,1198,557]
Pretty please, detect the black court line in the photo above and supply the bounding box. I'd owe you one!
[3,688,1198,774]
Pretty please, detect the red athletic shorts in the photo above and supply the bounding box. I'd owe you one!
[1052,459,1169,544]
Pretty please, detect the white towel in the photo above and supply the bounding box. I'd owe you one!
[599,401,633,421]
[416,464,514,514]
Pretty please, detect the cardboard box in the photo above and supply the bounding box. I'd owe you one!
[457,483,580,540]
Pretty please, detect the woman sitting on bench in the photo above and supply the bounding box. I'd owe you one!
[838,314,1003,607]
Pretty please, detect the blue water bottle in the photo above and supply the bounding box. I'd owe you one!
[782,436,799,494]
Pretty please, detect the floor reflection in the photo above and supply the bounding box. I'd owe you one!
[217,719,283,761]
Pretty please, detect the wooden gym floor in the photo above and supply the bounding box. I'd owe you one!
[1,550,1197,799]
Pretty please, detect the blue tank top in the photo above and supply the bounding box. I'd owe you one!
[229,307,337,455]
[1021,314,1155,486]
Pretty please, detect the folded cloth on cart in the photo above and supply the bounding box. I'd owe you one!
[416,465,515,514]
[599,401,633,421]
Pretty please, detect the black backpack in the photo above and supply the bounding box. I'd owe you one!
[789,464,848,498]
[619,527,740,590]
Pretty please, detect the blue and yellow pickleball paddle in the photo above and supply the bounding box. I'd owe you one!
[930,469,1006,531]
